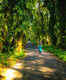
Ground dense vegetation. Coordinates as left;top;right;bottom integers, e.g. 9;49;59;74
0;0;66;65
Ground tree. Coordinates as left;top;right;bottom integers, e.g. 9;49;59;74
56;0;66;49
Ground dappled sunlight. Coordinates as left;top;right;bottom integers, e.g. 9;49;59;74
1;68;22;80
0;67;23;80
38;66;56;78
0;61;24;80
25;51;34;56
25;66;33;70
13;63;24;69
35;59;44;64
39;66;56;73
0;0;65;79
7;58;17;67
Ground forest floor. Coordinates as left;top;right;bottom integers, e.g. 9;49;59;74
0;49;66;80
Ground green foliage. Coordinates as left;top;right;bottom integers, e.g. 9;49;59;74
14;49;25;57
0;52;10;66
0;0;66;66
0;49;25;66
43;45;66;61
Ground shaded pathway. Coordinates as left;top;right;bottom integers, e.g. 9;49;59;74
0;49;66;80
21;49;64;80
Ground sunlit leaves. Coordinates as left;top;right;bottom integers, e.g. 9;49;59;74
0;0;3;3
0;0;51;45
26;2;33;9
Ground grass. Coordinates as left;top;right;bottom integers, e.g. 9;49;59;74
43;45;66;62
0;52;10;66
0;49;26;66
13;49;26;59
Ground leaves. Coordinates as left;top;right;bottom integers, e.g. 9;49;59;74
0;0;65;60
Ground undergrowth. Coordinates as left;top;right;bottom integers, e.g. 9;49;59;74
43;45;66;62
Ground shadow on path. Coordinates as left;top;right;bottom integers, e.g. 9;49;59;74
0;49;65;80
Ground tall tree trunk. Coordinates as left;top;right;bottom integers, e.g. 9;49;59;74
48;1;57;46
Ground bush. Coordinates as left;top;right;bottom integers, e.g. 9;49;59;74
43;45;66;62
0;52;10;66
14;49;25;59
0;49;26;66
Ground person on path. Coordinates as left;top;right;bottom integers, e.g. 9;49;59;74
38;42;42;54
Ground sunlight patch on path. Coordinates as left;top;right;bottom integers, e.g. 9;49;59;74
0;61;24;80
38;66;56;78
1;68;22;80
12;63;24;69
39;66;56;73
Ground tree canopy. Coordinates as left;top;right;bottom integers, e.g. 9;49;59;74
0;0;66;54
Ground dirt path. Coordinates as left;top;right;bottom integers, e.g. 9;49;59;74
21;49;64;80
0;49;66;80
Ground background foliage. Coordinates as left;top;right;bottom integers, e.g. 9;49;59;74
0;0;66;63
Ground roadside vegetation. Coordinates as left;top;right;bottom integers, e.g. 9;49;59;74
43;45;66;61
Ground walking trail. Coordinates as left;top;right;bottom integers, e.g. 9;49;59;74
0;49;66;80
